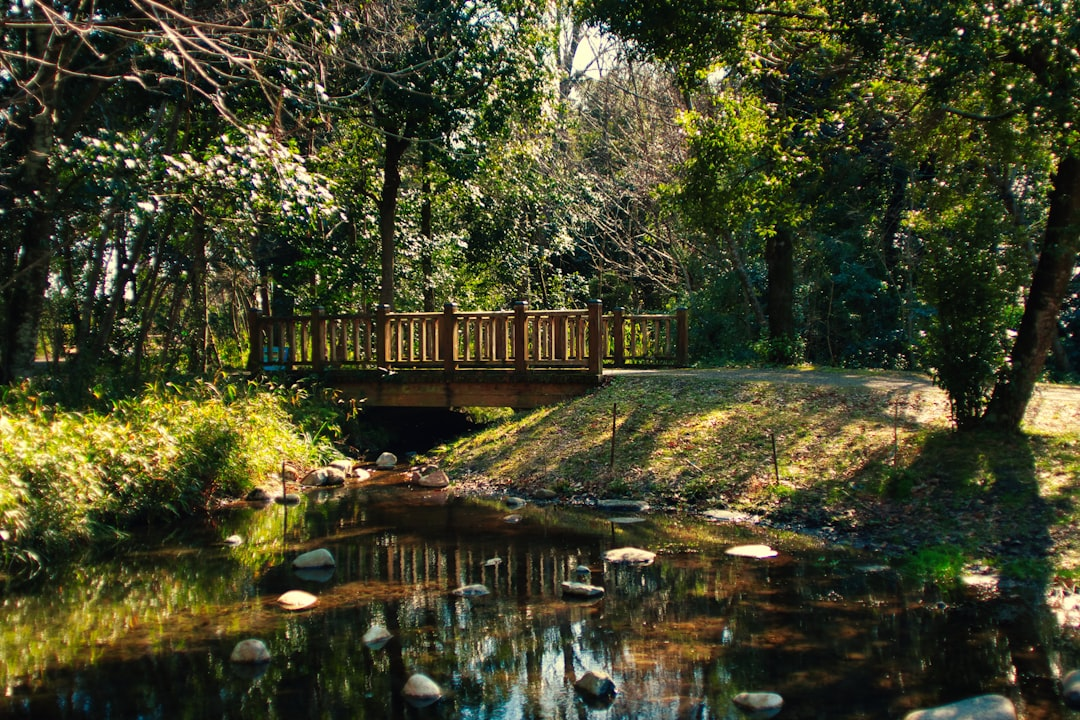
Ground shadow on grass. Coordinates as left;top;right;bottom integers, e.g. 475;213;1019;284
776;427;1071;716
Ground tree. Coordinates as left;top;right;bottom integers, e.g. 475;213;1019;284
331;0;548;310
0;1;347;381
581;0;1080;429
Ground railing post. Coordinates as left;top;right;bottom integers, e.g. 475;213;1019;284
312;306;326;372
513;300;528;373
587;299;603;377
441;302;458;375
247;308;263;373
495;313;508;363
613;307;625;368
375;304;390;368
676;307;689;366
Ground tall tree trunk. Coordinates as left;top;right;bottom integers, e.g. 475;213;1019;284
379;134;411;310
720;229;767;331
0;100;58;382
766;225;796;356
420;171;436;312
984;151;1080;430
187;211;209;375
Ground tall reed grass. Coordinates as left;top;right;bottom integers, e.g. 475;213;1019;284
0;377;340;577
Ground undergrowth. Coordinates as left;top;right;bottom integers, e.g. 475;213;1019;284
0;376;342;577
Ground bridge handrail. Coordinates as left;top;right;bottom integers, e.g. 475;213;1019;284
247;301;687;374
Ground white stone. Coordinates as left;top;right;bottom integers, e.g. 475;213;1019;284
574;669;616;699
229;638;271;664
362;625;392;650
292;548;335;569
733;691;783;718
452;583;491;597
301;466;346;487
604;547;656;565
1064;669;1080;709
483;557;503;567
704;509;757;524
726;544;778;559
329;459;355;473
416;468;450;488
504;514;522;523
276;590;318;611
402;673;442;708
376;452;398;469
224;534;243;546
561;581;605;598
903;694;1017;720
505;496;527;509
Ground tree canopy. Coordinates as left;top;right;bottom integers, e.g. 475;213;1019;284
0;0;1076;431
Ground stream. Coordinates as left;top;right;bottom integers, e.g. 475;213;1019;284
2;471;1078;719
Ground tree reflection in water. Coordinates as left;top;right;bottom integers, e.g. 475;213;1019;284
0;478;1076;719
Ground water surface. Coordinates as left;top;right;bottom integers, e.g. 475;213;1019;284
2;473;1077;719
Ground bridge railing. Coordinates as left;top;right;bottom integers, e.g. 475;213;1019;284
247;301;687;374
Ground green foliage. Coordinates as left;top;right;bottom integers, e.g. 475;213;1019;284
0;378;338;575
900;544;967;585
913;192;1021;429
751;335;806;367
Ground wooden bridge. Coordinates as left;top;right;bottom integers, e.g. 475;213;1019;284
248;300;688;408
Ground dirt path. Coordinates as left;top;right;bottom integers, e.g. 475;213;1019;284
607;367;1080;432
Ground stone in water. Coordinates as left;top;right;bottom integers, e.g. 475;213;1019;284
574;669;616;699
452;583;491;597
1064;669;1080;709
733;692;783;718
301;466;346;487
292;548;335;569
402;673;442;708
229;638;271;664
362;625;392;650
375;452;397;469
416;468;449;488
726;544;778;559
276;590;318;611
902;694;1017;720
561;581;605;599
604;547;656;565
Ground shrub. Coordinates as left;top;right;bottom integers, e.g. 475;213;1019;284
0;377;339;575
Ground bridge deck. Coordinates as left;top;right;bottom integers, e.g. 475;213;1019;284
248;301;687;407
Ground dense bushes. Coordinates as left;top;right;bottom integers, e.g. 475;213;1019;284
0;378;340;575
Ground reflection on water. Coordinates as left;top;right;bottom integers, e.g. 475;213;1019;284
2;473;1078;719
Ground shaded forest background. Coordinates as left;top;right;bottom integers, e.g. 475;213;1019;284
1;0;1077;432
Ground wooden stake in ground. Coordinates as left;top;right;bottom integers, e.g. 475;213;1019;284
770;432;780;483
610;402;617;470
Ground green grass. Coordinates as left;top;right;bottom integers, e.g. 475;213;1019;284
439;372;1080;576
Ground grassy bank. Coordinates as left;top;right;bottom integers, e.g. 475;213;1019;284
0;377;341;577
437;370;1080;580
